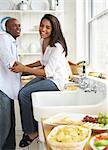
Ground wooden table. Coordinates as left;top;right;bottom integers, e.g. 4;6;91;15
41;119;93;150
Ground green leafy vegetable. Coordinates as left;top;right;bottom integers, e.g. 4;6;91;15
94;139;108;147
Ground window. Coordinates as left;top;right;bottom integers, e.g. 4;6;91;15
91;0;106;17
88;0;108;74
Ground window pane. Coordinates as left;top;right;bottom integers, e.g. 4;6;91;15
90;13;108;74
91;0;106;17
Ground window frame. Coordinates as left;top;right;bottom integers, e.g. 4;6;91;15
86;0;108;74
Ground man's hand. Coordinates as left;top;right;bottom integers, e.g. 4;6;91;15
10;61;25;73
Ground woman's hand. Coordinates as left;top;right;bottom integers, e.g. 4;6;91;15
10;61;46;77
10;61;25;73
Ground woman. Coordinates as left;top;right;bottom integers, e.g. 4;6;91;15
11;14;71;147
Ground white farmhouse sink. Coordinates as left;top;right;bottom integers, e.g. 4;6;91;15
32;77;108;141
32;89;106;120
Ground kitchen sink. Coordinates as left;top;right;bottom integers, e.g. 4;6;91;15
32;77;108;141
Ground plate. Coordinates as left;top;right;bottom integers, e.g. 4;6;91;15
43;113;91;125
90;133;108;150
84;122;108;134
0;16;11;31
44;113;108;132
0;0;13;10
92;123;108;131
31;0;49;10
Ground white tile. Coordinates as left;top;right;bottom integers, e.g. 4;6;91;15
29;140;45;150
16;134;29;150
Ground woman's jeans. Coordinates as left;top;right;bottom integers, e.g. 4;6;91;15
18;77;59;134
0;90;15;150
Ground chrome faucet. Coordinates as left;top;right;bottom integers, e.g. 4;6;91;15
72;60;97;93
77;60;87;66
90;85;97;93
78;62;89;89
84;80;97;93
78;76;89;90
73;76;97;93
72;76;97;93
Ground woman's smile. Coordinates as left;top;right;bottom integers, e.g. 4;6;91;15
39;19;52;39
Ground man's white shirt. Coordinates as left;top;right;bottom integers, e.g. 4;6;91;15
0;33;21;100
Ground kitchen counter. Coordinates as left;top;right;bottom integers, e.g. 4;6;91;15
21;75;35;85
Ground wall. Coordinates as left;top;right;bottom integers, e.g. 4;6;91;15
7;0;76;62
64;0;76;62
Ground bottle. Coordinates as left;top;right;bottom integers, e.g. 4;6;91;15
49;0;56;10
17;1;28;10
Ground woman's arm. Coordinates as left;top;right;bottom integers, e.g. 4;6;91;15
10;62;46;77
21;61;42;76
26;60;42;68
23;66;46;77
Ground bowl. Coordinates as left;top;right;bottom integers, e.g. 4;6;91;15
92;123;108;134
90;133;108;150
47;124;91;150
83;122;108;134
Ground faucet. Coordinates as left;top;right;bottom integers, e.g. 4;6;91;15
78;76;89;90
78;63;89;89
90;85;97;93
72;62;89;90
72;61;97;93
79;77;97;93
77;60;87;66
72;76;97;93
84;80;97;93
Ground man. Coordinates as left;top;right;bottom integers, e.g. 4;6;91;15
0;18;21;150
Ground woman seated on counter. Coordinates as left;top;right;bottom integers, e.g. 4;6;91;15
10;14;71;147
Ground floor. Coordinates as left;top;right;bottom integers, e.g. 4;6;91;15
16;132;46;150
15;101;46;150
15;101;47;150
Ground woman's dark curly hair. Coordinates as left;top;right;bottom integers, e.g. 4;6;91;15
40;14;68;57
